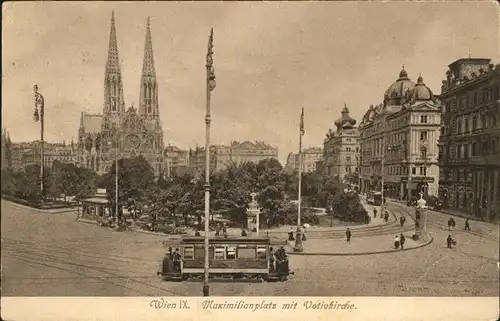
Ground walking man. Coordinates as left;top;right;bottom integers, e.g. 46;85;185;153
373;208;377;218
464;218;471;231
345;228;352;243
400;233;406;250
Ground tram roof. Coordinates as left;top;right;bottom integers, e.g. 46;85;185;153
181;235;271;244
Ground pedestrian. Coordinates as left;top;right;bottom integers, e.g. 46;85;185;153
195;229;201;236
373;208;377;218
464;218;470;231
451;218;456;230
446;235;453;249
241;229;248;236
400;216;406;227
345;228;352;243
269;247;275;272
222;223;228;238
394;235;400;249
400;233;406;250
173;248;181;273
384;211;389;222
447;218;453;231
215;223;221;236
288;227;295;241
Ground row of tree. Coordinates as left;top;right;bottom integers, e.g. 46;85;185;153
1;155;367;227
1;161;97;203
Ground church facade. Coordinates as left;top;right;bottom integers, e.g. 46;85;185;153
77;12;164;176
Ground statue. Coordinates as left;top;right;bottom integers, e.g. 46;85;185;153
413;192;428;240
246;192;261;235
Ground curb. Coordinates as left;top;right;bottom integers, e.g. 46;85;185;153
4;200;77;214
76;218;182;238
287;235;434;256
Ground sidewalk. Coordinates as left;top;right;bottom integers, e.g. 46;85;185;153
286;231;433;256
263;199;397;235
3;199;78;214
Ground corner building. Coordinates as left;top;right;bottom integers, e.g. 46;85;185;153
438;58;500;219
77;13;164;175
323;105;360;180
359;68;441;199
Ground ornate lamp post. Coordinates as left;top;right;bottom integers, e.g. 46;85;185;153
419;139;429;198
33;85;45;201
203;28;216;297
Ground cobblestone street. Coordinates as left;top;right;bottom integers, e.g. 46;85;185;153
1;200;498;296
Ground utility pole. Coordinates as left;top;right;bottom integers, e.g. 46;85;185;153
33;85;45;201
203;27;216;297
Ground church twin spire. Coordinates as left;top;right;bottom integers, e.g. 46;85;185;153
103;12;158;118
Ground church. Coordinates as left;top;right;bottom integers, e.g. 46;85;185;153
77;12;164;176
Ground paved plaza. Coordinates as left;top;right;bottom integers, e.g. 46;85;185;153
1;200;498;296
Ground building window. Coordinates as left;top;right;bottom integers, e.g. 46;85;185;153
420;115;428;124
457;119;461;133
419;167;426;176
412;167;416;175
472;142;477;156
464;144;469;159
457;145;462;158
472;116;478;130
420;131;428;141
464;118;469;133
346;156;351;163
481;114;487;129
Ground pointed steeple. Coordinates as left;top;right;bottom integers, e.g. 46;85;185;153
106;11;120;73
103;11;125;118
142;16;156;77
139;16;159;117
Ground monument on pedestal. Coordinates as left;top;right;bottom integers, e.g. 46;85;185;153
246;192;261;235
413;192;428;240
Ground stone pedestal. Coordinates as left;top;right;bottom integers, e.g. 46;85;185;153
246;192;261;235
413;193;428;240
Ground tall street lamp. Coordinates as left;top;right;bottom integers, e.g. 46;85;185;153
419;139;429;199
33;85;45;200
293;107;305;252
203;27;216;297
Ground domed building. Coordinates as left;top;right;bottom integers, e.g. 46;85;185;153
358;66;441;201
323;104;360;185
383;67;416;110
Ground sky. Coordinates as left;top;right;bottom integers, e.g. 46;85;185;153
2;1;499;164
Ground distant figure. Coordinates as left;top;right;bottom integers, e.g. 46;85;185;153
384;211;389;222
195;230;201;236
399;216;406;227
215;223;221;236
269;247;275;272
373;208;377;218
446;235;454;249
345;228;352;243
464;219;470;231
288;227;295;241
400;233;406;250
222;223;228;238
241;229;248;236
167;247;173;260
394;235;400;249
173;248;181;273
448;218;456;231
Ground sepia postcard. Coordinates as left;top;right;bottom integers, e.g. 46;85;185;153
1;1;499;320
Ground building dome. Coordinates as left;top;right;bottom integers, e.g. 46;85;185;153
407;74;433;102
334;104;357;129
384;66;416;104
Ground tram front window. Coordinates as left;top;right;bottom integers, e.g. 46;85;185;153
226;247;236;259
257;247;267;260
237;248;256;259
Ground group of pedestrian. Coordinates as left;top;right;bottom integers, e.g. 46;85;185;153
394;233;406;249
270;246;289;274
215;223;228;238
165;247;182;273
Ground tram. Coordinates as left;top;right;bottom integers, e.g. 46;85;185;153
366;191;383;206
157;235;293;282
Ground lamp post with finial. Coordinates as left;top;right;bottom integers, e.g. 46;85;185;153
203;27;216;297
33;85;45;201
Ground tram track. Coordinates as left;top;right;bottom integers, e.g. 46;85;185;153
1;239;181;296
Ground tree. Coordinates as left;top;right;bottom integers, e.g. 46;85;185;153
332;191;369;223
103;156;155;217
344;172;360;186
